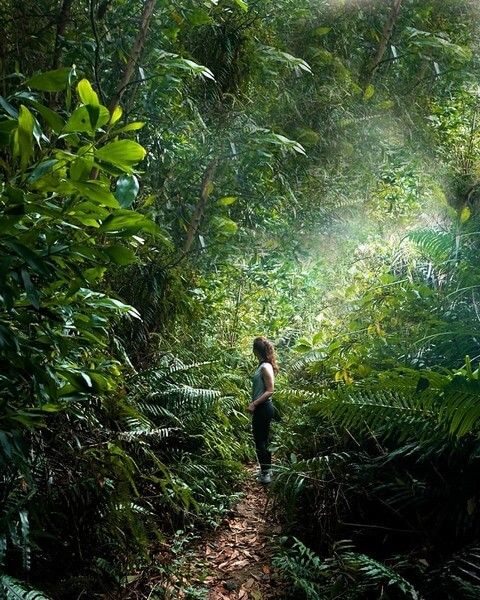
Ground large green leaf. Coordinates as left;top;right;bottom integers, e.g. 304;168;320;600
14;105;34;170
95;140;146;172
77;79;99;106
28;100;65;133
99;209;159;235
25;68;72;92
71;181;120;208
64;105;110;133
104;245;137;265
27;159;59;183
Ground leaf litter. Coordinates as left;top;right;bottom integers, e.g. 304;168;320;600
189;466;284;600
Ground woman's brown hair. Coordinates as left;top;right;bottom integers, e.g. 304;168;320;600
253;336;279;374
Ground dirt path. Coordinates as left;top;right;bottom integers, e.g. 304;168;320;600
189;468;284;600
121;467;285;600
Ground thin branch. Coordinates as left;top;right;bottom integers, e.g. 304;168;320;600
109;0;157;112
90;0;106;105
365;0;403;85
183;159;219;255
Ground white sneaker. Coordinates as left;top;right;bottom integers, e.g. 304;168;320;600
259;471;272;484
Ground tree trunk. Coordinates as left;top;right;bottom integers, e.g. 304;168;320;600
183;160;218;255
52;0;74;69
366;0;403;84
109;0;157;112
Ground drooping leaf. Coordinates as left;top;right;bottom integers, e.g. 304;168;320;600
216;196;237;206
110;105;123;125
99;209;159;235
27;159;59;183
14;105;35;170
86;104;100;129
95;140;146;172
0;95;19;118
77;78;99;106
25;100;65;133
71;181;120;208
26;68;72;92
114;174;140;207
64;105;110;133
104;245;137;265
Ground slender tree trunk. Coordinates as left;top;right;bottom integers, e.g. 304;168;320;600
52;0;74;69
109;0;157;111
183;160;218;255
228;271;245;345
366;0;403;84
90;0;156;180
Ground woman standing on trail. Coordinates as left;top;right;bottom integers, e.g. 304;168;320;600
247;336;278;484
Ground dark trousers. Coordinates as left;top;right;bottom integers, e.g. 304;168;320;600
252;401;274;473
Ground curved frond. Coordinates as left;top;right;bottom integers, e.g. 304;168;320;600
0;575;52;600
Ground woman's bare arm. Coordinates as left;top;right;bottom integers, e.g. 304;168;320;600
248;363;274;411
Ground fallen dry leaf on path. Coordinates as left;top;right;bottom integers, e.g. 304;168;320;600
180;466;284;600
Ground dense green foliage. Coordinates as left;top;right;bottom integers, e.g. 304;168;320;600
2;0;480;598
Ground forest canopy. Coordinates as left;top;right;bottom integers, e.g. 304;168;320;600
2;0;480;598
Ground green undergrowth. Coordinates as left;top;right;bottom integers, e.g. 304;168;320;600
270;224;480;600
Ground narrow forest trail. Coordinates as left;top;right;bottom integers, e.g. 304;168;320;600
188;467;284;600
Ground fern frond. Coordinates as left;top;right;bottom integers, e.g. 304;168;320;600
0;575;52;600
435;543;480;596
408;229;456;264
135;402;183;425
341;551;420;599
117;428;176;442
131;360;215;384
148;386;222;411
282;368;480;441
274;539;420;600
289;351;328;378
309;387;437;441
